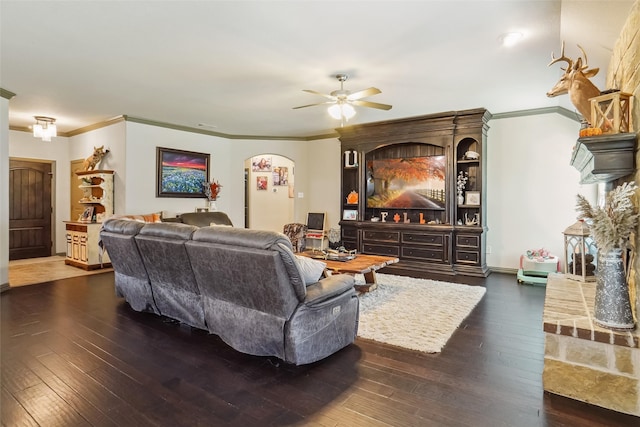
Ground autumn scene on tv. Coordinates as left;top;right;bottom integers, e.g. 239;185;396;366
161;152;207;194
366;156;446;209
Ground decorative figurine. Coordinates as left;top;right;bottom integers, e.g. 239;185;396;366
82;145;110;171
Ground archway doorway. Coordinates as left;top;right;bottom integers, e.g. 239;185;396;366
244;154;294;232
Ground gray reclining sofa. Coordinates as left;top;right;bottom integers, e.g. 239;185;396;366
100;218;359;365
161;211;234;227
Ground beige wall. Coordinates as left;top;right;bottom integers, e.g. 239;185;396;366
245;154;295;232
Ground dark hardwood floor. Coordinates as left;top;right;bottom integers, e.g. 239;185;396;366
2;271;637;426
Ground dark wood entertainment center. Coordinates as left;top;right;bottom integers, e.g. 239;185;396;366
337;108;491;277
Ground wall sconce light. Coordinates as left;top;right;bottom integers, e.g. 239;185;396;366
33;116;57;142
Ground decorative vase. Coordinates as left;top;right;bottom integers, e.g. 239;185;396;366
594;248;635;330
208;200;218;211
457;194;464;205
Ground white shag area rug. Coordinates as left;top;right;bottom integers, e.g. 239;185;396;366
355;273;486;353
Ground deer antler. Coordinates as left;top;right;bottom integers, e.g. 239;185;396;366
548;41;572;70
577;44;590;71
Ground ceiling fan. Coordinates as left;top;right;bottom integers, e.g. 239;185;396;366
293;74;392;122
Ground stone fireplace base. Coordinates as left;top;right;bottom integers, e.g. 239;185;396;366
542;273;639;417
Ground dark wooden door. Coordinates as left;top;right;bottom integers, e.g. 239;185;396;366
9;159;53;260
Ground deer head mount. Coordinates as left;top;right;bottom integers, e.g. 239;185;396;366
546;42;601;125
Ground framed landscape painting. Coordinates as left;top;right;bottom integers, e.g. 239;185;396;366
157;147;210;198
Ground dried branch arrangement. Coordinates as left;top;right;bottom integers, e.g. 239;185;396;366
575;182;639;252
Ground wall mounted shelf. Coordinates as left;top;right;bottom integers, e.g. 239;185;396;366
570;132;636;184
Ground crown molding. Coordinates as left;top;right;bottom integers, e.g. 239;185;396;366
8;107;580;140
122;115;339;141
65;116;126;137
0;88;16;100
491;106;581;122
7;113;338;141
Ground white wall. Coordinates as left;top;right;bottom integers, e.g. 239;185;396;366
246;154;295;232
124;122;231;218
123;122;320;230
7;123;127;254
6;111;601;274
486;112;597;271
69;122;126;215
230;138;317;227
7;122;329;245
307;138;342;231
8;130;71;254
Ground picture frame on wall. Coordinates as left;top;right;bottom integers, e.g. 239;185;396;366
273;166;288;185
252;156;272;172
465;191;480;206
156;147;210;198
256;176;268;190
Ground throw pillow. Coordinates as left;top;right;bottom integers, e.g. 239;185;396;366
295;255;327;286
118;213;162;223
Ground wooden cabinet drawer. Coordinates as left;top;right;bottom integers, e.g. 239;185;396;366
66;223;88;233
402;232;443;246
402;246;445;262
342;239;358;251
342;227;358;239
363;230;400;243
363;243;400;257
456;234;479;248
456;250;479;264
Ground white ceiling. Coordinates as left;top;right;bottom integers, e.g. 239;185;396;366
1;1;633;138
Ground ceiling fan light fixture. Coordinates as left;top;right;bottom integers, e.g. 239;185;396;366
294;73;390;122
342;103;356;119
328;103;356;120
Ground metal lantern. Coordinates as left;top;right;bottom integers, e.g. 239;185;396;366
563;220;598;282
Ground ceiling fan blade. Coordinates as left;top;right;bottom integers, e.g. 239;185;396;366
347;87;381;100
302;89;336;100
351;100;393;110
292;101;334;109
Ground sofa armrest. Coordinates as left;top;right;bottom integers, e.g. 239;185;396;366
304;274;355;306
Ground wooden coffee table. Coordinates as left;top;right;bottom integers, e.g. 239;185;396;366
299;251;399;293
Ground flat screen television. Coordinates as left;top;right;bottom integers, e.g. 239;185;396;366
366;155;446;209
